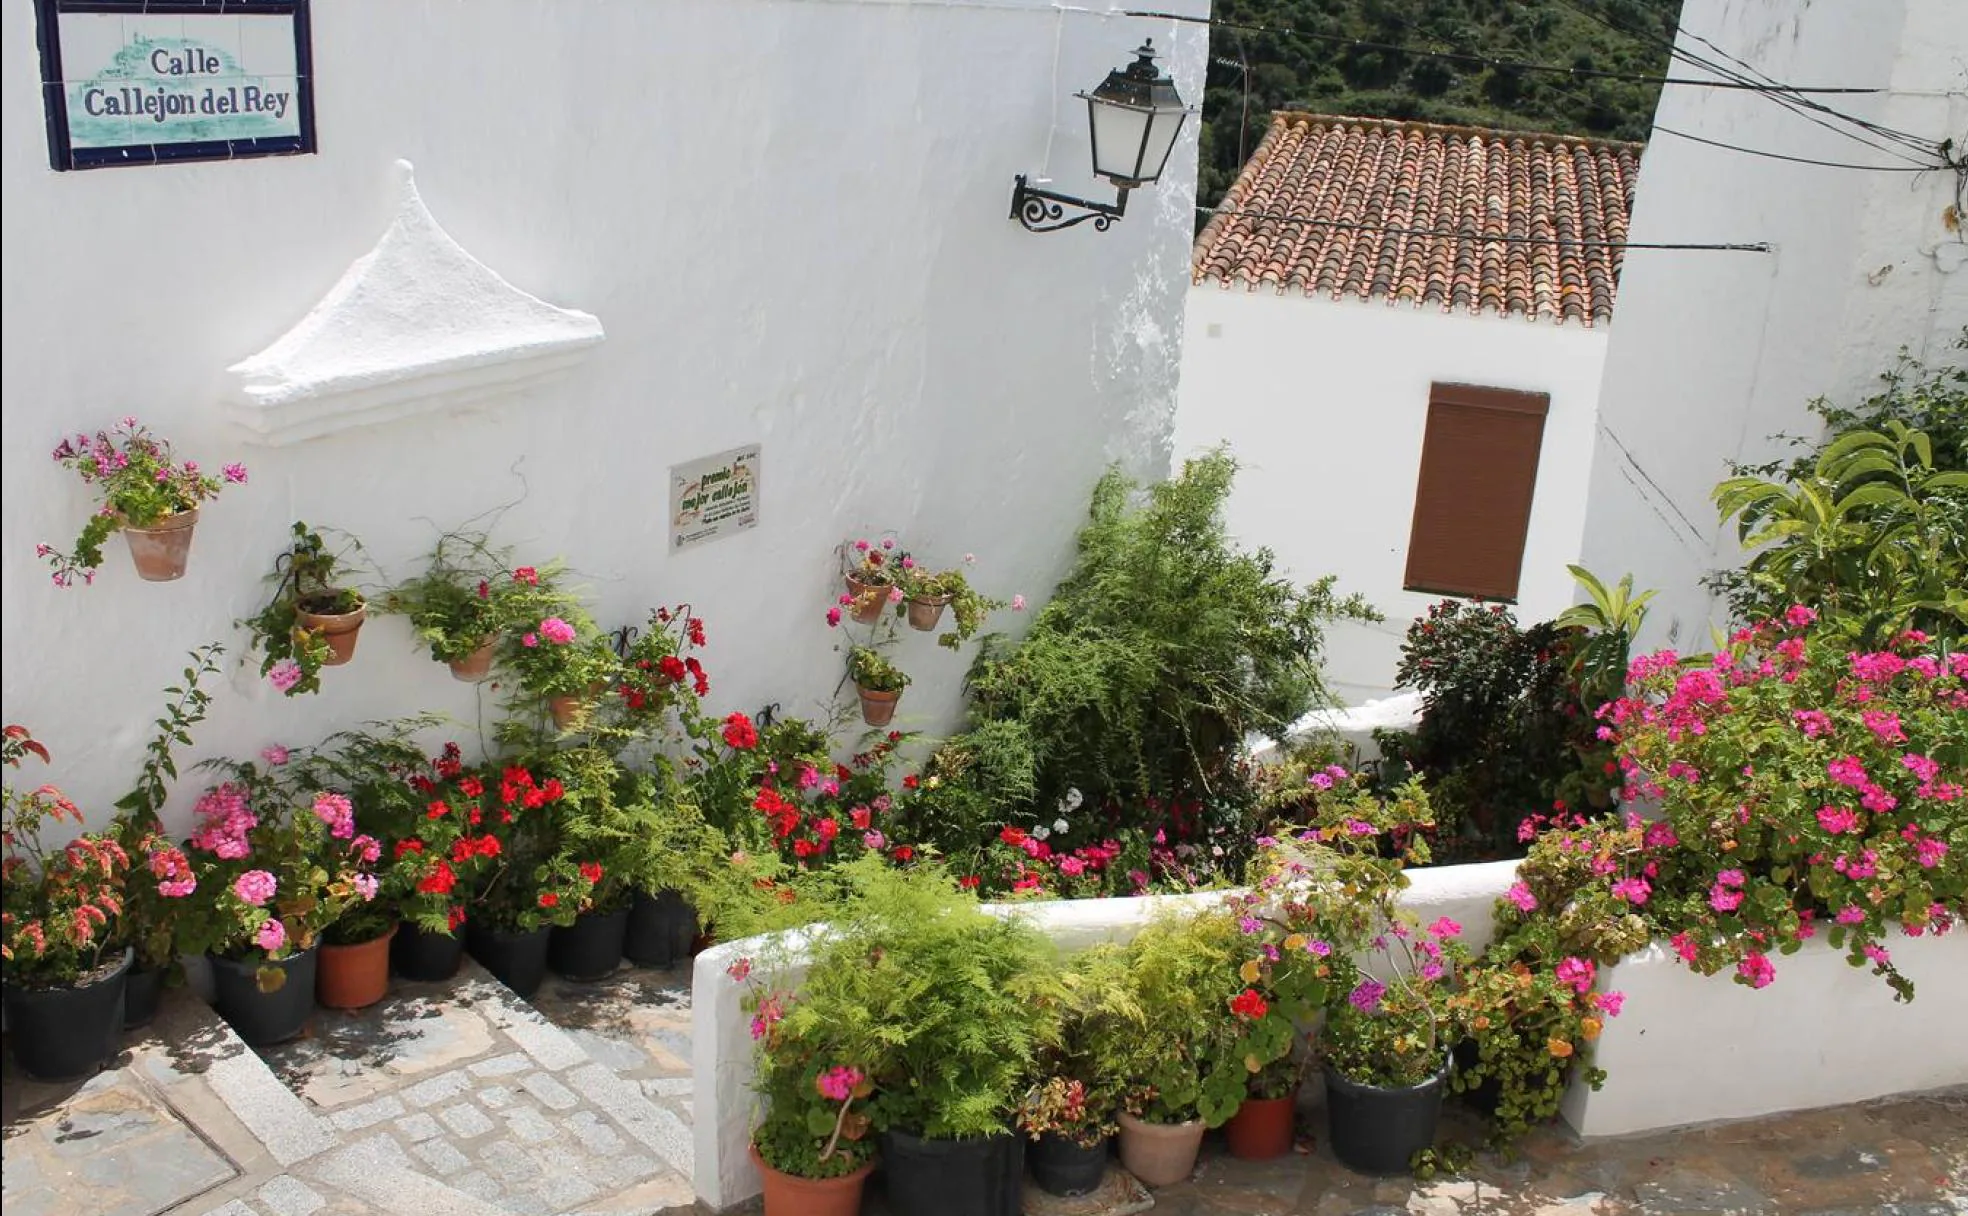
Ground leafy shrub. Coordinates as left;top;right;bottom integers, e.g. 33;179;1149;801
959;448;1375;831
1710;346;1967;644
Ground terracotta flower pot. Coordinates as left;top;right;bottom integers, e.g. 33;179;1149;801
298;600;367;665
749;1143;872;1216
905;595;951;631
448;638;497;681
549;695;589;731
1116;1112;1204;1187
317;924;396;1011
1224;1092;1297;1160
856;684;901;727
843;575;888;625
122;509;199;582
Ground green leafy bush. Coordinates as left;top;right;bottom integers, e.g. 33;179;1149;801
960;448;1375;822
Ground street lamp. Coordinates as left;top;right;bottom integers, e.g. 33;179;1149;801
1010;39;1193;233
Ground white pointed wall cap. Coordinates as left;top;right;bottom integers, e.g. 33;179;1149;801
226;160;604;446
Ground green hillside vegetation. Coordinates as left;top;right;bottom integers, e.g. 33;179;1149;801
1197;0;1681;208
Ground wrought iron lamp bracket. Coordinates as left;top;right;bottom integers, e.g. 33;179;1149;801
1009;174;1131;233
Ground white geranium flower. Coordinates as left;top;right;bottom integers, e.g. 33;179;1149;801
1032;826;1050;841
1053;818;1070;834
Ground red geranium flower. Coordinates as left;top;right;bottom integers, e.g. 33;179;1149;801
578;861;604;885
513;566;540;585
1229;989;1269;1020
659;656;687;682
538;892;559;908
426;800;452;820
417;860;457;895
722;713;758;750
458;775;485;798
1000;827;1027;847
902;774;920;790
892;846;914;862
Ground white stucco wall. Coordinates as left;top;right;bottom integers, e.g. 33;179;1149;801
1577;0;1968;653
1562;932;1968;1137
0;0;1209;833
1173;289;1610;700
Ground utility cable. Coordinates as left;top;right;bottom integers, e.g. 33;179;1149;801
1124;9;1885;94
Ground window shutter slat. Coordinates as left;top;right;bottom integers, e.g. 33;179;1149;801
1403;384;1549;601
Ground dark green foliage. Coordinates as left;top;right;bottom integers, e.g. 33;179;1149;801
1706;342;1968;643
1383;600;1611;856
1198;0;1678;213
959;449;1376;822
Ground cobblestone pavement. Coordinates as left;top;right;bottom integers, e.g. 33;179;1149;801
1133;1086;1968;1216
2;958;698;1216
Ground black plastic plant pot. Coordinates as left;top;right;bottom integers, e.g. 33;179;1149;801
468;923;552;999
548;907;629;982
623;889;697;969
1322;1060;1449;1176
122;965;165;1031
208;948;318;1047
2;948;132;1080
1029;1131;1110;1197
882;1128;1025;1216
392;923;466;982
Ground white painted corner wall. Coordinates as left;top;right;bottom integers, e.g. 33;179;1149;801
0;0;1210;834
1577;0;1968;655
1174;290;1610;699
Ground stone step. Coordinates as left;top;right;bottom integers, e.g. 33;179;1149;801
3;957;699;1216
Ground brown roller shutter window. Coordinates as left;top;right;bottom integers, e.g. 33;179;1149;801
1402;383;1551;602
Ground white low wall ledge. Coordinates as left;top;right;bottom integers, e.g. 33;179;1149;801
224;160;604;447
1562;930;1968;1137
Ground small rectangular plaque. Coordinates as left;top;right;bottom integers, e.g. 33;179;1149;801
670;444;762;552
34;1;316;171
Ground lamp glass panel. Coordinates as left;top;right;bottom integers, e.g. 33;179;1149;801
1087;99;1152;182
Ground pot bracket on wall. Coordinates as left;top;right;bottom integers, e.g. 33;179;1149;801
225;159;604;446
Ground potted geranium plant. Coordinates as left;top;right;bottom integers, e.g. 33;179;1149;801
728;956;879;1216
1211;887;1332;1161
840;537;903;625
464;759;574;998
176;777;384;1045
896;558;1004;648
497;567;620;731
247;522;369;696
376;743;503;982
1015;946;1131;1196
614;604;711;720
38;418;248;585
382;533;532;681
539;749;644;981
1;727;134;1080
846;646;909;727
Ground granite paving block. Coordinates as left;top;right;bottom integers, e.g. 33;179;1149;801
327;1095;405;1133
256;1174;328;1216
402;1071;473;1109
395;1112;444;1142
436;1102;495;1139
412;1138;471;1177
518;1071;579;1111
466;1053;530;1079
565;1062;693;1175
502;1104;558;1145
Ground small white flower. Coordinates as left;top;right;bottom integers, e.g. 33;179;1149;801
1063;788;1084;812
1053;818;1070;834
1031;826;1050;841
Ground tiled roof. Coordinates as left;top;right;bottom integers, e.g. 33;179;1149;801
1192;113;1643;326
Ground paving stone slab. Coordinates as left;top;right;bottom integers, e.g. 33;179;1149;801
1;1064;238;1216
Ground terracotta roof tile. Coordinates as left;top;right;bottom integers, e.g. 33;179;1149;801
1192;112;1643;326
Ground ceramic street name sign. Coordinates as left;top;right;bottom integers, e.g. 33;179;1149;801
670;445;762;553
34;0;315;171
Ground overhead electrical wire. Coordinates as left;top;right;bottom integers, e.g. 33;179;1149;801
1548;0;1946;166
1124;9;1884;94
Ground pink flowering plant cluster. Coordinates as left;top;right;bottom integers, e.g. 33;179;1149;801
173;763;382;990
38;417;247;586
494;565;621;701
1602;610;1965;1001
1;727;132;987
730;950;878;1179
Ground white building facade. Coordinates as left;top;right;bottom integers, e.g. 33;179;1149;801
1175;114;1639;700
0;0;1209;835
1577;0;1968;651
